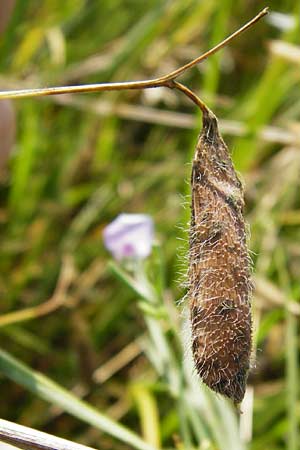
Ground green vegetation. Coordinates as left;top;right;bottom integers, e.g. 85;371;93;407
0;1;299;449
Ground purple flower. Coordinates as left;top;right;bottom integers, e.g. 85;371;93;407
103;213;154;260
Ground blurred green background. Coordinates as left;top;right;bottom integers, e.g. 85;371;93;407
0;1;299;449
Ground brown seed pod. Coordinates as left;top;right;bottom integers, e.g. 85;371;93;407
188;108;252;404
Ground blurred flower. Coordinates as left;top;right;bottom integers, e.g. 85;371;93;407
103;213;154;260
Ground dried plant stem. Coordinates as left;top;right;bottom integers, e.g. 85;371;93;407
0;8;268;106
0;256;75;328
0;418;97;450
169;81;209;114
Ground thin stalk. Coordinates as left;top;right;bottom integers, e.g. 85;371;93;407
0;419;97;450
170;81;210;115
0;349;158;450
0;256;74;328
178;395;193;450
276;247;299;450
0;8;268;106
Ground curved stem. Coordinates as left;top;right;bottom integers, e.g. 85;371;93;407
0;256;74;328
169;80;210;114
0;8;268;111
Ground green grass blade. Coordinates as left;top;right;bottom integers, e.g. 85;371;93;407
0;349;158;450
275;248;299;450
131;383;161;448
108;261;155;302
9;102;39;221
202;0;233;102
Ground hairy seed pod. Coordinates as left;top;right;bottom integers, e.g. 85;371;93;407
188;108;252;404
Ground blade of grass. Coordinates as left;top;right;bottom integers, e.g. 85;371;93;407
178;395;193;450
108;261;155;302
109;261;181;394
232;4;300;170
0;349;158;450
1;325;49;354
131;383;161;448
184;399;210;444
275;247;299;450
0;418;97;450
101;3;166;81
0;0;28;69
202;0;233;103
9;102;39;222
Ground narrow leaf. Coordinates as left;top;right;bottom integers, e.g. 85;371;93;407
0;349;158;450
